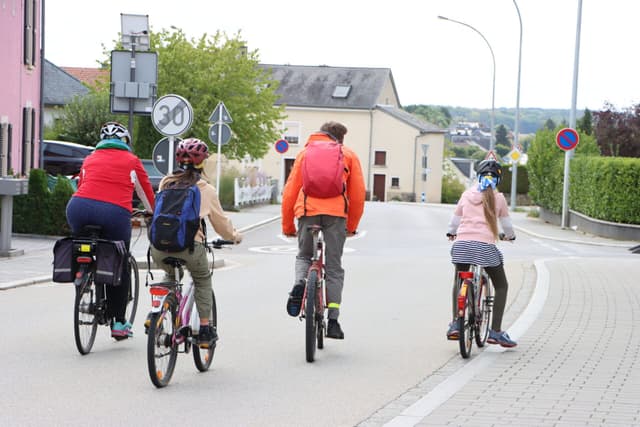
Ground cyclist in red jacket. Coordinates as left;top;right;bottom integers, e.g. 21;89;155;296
66;122;155;339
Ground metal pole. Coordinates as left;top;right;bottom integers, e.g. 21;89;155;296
128;40;136;148
438;15;496;152
510;0;523;211
562;0;583;228
216;110;223;191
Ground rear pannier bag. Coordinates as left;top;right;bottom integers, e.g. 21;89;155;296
95;240;128;286
52;237;75;283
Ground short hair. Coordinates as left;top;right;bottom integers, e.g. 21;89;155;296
320;121;348;143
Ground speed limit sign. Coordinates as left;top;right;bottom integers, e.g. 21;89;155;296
151;94;193;136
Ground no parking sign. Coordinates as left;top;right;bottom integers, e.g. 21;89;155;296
275;139;289;154
556;128;579;151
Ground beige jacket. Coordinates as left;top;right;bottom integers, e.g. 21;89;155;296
158;177;241;243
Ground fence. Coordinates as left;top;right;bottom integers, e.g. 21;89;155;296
234;176;275;208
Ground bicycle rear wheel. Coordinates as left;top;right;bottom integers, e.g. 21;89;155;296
147;298;178;388
458;281;473;359
74;275;98;355
125;256;140;326
193;290;217;372
475;274;492;347
305;270;318;363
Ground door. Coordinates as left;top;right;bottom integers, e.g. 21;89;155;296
373;174;385;202
284;158;295;184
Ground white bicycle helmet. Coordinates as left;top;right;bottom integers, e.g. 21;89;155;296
100;121;130;145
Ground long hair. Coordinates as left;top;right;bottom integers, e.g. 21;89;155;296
482;189;499;240
162;165;201;189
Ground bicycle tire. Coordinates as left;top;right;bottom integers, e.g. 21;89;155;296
74;274;99;355
305;270;318;363
458;280;474;359
316;281;325;350
147;298;178;388
193;289;217;372
125;256;140;326
475;273;492;347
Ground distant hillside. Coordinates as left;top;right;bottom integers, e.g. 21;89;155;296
405;105;586;135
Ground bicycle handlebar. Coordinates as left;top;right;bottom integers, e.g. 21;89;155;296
209;238;235;249
446;233;516;241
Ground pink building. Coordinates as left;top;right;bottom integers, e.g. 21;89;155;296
0;0;41;177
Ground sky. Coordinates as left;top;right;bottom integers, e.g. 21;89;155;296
44;0;639;111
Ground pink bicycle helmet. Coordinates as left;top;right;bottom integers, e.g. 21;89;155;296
176;138;209;166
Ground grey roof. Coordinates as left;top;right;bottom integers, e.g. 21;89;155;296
43;59;89;106
376;104;445;133
450;157;476;177
260;64;397;109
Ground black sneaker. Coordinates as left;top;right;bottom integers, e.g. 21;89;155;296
326;319;344;339
197;325;218;349
286;283;305;317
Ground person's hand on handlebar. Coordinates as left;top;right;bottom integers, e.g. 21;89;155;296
446;233;456;241
498;232;516;241
346;230;357;238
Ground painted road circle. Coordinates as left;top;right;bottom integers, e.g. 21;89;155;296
556;128;579;151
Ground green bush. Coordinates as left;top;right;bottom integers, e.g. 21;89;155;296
13;170;73;235
441;174;465;204
499;164;529;195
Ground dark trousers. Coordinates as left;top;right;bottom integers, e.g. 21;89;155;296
66;197;132;322
452;263;509;332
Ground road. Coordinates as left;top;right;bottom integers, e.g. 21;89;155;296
0;202;633;426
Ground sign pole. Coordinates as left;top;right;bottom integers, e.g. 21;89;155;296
168;136;174;174
216;110;222;192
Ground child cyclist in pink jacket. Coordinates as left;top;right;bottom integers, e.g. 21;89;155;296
445;160;517;348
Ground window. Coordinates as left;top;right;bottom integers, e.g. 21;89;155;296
391;177;400;187
22;107;35;173
24;0;36;66
283;121;300;144
374;151;386;166
0;122;12;176
332;85;351;99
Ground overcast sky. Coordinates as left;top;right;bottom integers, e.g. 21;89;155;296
44;0;638;111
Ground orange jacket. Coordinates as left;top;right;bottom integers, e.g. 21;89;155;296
281;132;366;234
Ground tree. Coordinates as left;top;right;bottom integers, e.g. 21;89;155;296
132;29;285;160
495;124;509;146
404;104;452;128
593;103;640;157
544;118;556;130
577;108;593;135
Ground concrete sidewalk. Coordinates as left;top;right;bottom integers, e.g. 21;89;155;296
0;203;282;290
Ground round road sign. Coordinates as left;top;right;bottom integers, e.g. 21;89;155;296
152;137;182;175
556;128;579;151
209;123;232;146
152;94;193;136
275;139;289;154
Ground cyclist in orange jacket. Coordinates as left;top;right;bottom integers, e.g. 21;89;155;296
281;121;366;339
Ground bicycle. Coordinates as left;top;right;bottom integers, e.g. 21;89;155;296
449;233;514;359
300;225;327;363
146;238;234;388
73;210;145;355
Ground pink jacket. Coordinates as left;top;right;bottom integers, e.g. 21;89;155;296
448;187;510;244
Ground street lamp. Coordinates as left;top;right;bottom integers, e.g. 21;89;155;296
438;15;496;152
510;0;523;211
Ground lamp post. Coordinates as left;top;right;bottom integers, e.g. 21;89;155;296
510;0;523;211
438;15;496;152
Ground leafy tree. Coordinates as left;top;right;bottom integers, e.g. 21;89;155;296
577;108;593;135
544;118;556;130
495;144;510;158
134;28;285;160
404;104;452;128
495;124;509;146
593;103;640;157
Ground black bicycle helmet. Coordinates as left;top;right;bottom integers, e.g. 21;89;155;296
100;121;130;145
476;160;502;184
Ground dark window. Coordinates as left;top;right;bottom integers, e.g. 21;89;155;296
391;177;399;187
23;0;36;66
374;151;386;166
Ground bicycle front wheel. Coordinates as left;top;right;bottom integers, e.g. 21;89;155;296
193;289;217;372
475;274;492;347
305;270;318;363
125;256;140;326
147;298;178;388
458;281;474;359
74;275;98;355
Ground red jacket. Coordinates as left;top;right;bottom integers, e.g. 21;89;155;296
281;132;366;234
75;148;155;212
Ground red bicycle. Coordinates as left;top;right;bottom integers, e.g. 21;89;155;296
301;225;326;363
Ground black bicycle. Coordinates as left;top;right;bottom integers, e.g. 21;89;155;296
73;212;144;355
300;225;327;363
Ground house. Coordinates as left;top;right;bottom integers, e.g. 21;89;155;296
42;60;89;127
0;0;41;177
244;64;446;203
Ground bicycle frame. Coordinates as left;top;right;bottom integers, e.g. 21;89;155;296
303;226;326;318
456;264;493;358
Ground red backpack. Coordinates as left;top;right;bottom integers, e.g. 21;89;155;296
302;140;346;198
